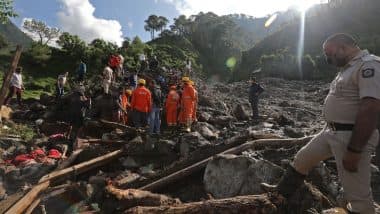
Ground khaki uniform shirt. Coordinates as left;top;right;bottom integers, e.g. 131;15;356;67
323;50;380;124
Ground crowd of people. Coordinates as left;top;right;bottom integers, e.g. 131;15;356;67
61;53;199;136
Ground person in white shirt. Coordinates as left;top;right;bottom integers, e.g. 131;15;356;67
102;66;113;94
4;67;24;106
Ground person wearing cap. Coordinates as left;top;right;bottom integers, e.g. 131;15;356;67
165;85;180;130
131;79;152;128
190;81;198;122
179;77;196;132
4;66;25;106
261;33;380;213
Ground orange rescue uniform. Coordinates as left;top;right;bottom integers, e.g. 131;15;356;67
131;86;152;113
119;93;131;124
179;83;196;124
192;88;198;121
165;89;180;126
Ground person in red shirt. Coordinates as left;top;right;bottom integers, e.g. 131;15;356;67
131;79;152;128
165;85;180;129
179;77;196;132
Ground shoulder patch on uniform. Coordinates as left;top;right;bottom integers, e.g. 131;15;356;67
362;68;375;78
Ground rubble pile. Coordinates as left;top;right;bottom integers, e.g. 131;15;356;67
1;78;379;213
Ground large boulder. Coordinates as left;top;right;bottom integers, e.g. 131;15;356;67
204;154;283;199
39;93;54;106
233;104;250;121
179;132;211;157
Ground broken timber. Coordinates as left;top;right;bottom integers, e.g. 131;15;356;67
125;194;278;214
140;136;313;192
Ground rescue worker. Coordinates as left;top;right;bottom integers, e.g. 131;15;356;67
248;77;264;120
4;67;24;106
190;81;198;122
179;77;196;132
131;79;152;128
117;88;132;124
261;33;380;214
102;65;113;94
165;85;180;130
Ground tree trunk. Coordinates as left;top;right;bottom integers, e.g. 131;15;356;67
125;194;278;214
0;45;22;106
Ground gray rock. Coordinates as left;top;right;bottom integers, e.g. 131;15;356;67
39;93;54;106
30;102;47;112
233;104;250;121
204;154;283;199
180;132;211;157
198;112;212;122
284;126;304;138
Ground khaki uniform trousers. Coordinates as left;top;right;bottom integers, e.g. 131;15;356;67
293;126;379;214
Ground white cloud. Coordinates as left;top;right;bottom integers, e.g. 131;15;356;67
163;0;327;17
57;0;123;46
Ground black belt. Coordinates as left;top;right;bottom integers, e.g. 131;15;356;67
327;122;354;131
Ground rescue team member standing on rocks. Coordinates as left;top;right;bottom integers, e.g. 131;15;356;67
131;79;152;128
179;77;196;132
248;77;264;120
261;33;380;213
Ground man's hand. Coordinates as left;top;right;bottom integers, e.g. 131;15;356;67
342;151;361;172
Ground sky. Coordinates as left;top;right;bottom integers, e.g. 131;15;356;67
12;0;326;46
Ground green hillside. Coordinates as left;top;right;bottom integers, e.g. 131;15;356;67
235;0;380;80
0;20;33;48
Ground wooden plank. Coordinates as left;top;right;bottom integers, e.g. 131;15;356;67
0;45;22;106
140;136;313;191
38;149;123;183
5;181;50;214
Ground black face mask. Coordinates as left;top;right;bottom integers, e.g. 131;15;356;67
326;56;333;65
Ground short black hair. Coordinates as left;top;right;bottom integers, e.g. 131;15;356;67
16;67;23;72
324;33;358;47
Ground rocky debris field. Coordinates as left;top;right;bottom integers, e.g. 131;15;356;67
0;78;379;213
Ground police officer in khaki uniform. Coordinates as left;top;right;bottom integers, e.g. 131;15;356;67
262;33;380;213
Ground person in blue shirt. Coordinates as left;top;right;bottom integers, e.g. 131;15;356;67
77;60;87;83
248;77;264;120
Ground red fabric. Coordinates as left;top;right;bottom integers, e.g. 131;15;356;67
12;154;34;165
165;89;180;125
109;55;121;68
30;149;46;159
131;86;152;113
179;84;196;124
48;149;62;159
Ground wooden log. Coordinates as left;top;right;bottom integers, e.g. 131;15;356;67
56;149;83;170
0;45;22;106
125;194;278;214
140;136;313;192
39;149;123;183
5;181;50;214
99;119;143;134
103;185;180;212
